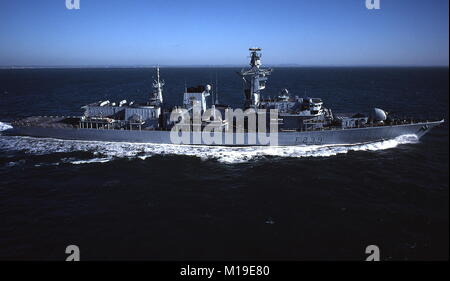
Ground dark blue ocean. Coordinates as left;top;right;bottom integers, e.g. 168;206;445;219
0;67;448;260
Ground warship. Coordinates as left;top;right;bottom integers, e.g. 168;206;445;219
3;48;444;146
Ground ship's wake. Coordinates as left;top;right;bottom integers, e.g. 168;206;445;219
0;125;419;165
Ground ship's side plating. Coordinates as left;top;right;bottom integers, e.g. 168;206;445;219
7;120;443;146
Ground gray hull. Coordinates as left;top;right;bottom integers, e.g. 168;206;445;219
4;120;443;146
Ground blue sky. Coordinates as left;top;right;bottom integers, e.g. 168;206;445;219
0;0;448;66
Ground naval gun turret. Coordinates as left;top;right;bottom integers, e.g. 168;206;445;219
239;48;273;108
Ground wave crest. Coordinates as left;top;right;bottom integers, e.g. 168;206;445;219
0;122;12;132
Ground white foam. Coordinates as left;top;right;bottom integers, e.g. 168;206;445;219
0;134;419;164
0;122;12;132
69;157;113;165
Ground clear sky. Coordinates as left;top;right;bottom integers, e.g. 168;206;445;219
0;0;448;66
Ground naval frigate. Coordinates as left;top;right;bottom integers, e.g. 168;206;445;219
3;48;444;146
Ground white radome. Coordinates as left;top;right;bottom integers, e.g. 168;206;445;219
370;108;387;121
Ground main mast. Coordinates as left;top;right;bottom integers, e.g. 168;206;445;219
239;48;273;108
150;66;164;106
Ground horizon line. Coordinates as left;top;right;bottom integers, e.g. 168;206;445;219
1;64;449;69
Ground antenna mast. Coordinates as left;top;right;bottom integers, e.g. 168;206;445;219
238;47;273;108
215;72;219;105
151;66;164;105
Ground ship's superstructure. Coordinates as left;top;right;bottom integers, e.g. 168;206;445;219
80;67;166;131
5;48;443;146
75;48;363;133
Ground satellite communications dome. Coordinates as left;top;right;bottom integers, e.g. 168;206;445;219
369;108;387;121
